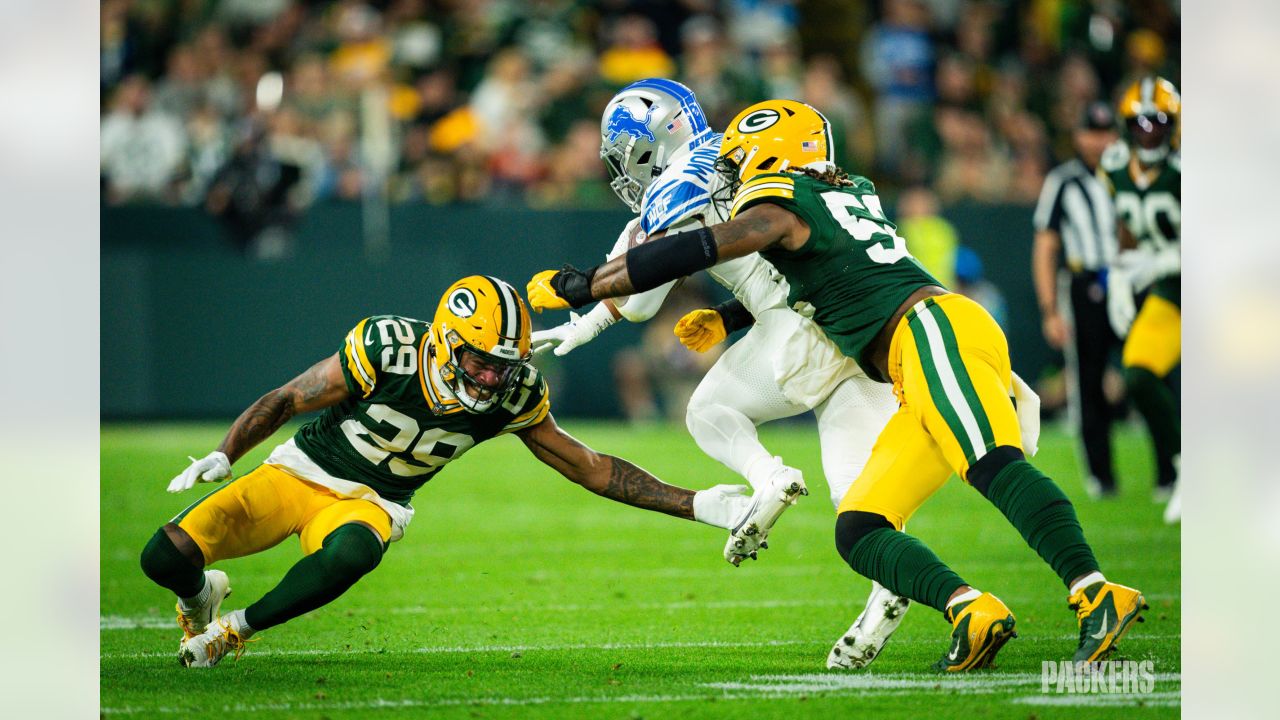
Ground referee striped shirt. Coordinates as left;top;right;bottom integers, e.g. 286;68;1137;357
1033;159;1117;272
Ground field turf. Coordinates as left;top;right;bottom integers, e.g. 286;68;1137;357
101;421;1180;718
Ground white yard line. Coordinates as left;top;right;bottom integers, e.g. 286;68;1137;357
103;591;1178;628
100;675;1182;715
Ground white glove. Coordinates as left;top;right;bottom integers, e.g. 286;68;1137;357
692;484;752;530
530;303;618;357
1010;372;1041;457
167;451;232;493
1107;267;1138;338
1114;246;1179;293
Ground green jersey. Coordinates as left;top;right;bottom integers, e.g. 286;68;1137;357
1100;142;1181;303
293;315;550;506
731;171;941;376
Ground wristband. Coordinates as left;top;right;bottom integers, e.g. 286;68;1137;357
551;264;598;309
713;299;755;334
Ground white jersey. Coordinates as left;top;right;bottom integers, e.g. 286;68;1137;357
608;134;790;317
605;134;872;404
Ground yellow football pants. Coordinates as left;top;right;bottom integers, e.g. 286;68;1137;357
838;293;1023;529
173;464;393;564
1122;293;1181;378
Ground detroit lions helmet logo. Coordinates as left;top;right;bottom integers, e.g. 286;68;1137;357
605;105;657;143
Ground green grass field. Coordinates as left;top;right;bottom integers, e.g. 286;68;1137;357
101;421;1179;718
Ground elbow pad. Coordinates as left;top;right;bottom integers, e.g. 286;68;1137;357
625;227;718;293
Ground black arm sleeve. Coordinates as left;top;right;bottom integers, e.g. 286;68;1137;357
624;227;719;293
713;299;755;334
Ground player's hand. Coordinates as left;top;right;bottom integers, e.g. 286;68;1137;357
531;305;616;356
1106;269;1137;337
527;270;571;313
674;308;727;353
167;451;231;493
692;483;752;529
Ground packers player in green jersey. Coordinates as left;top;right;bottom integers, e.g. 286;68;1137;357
140;275;753;668
1100;76;1182;523
529;100;1147;671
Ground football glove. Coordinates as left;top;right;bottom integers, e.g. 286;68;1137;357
1106;268;1138;337
530;304;617;357
167;451;231;493
691;483;753;530
674;308;727;353
527;265;595;312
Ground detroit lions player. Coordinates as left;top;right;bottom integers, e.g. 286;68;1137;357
531;78;908;669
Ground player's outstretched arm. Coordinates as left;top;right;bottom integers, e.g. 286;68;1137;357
217;353;351;463
527;203;805;311
516;414;751;528
167;354;352;493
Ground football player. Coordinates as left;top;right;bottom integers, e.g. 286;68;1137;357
528;100;1146;670
530;78;908;668
140;276;752;667
1099;76;1182;523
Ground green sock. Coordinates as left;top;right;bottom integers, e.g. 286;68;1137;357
981;460;1100;587
845;528;967;613
140;528;205;599
244;524;385;631
1125;366;1180;485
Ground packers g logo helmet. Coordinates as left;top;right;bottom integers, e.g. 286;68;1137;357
716;100;834;195
1118;76;1180;165
429;276;532;413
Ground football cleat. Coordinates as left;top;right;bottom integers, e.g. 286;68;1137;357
1069;581;1147;663
934;592;1017;672
724;465;807;566
827;582;911;670
175;569;232;641
179;613;251;668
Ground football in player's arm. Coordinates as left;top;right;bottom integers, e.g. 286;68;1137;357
142;276;751;668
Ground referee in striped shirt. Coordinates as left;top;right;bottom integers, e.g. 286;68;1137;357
1032;101;1121;497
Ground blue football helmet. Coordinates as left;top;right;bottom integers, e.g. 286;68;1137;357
599;78;712;212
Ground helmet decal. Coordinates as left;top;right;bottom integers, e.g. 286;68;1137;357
446;287;477;318
605;104;657;143
737;108;780;133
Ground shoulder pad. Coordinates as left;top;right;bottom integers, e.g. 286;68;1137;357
730;172;797;219
1099;141;1130;172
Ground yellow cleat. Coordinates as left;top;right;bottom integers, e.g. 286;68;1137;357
1069;581;1147;663
527;270;570;313
934;592;1017;671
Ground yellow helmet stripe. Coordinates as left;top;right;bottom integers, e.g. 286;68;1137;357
344;318;376;397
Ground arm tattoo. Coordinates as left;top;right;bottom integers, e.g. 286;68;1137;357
215;360;334;463
590;258;635;298
601;456;695;520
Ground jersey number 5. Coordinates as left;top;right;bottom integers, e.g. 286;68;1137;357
821;191;911;264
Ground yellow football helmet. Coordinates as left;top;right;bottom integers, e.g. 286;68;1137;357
715;99;833;196
1118;76;1180;165
429;275;532;413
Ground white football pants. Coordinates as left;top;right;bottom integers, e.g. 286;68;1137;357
684;312;898;509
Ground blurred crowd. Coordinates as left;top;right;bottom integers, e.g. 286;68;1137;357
101;0;1180;216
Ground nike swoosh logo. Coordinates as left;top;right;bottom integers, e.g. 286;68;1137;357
365;325;374;344
1090;610;1111;640
948;644;960;661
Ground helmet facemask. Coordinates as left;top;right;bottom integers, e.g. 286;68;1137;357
434;328;526;414
1127;112;1174;165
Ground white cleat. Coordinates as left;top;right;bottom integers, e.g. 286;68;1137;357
724;465;807;566
1162;456;1181;524
826;582;911;670
179;612;251;668
176;569;232;641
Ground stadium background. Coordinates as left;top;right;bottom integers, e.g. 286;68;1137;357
100;0;1181;419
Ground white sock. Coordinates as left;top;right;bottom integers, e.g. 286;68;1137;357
177;573;210;612
225;608;256;640
945;588;982;611
1069;571;1107;595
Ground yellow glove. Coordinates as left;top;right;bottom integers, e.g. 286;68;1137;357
674;308;727;353
527;270;570;313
